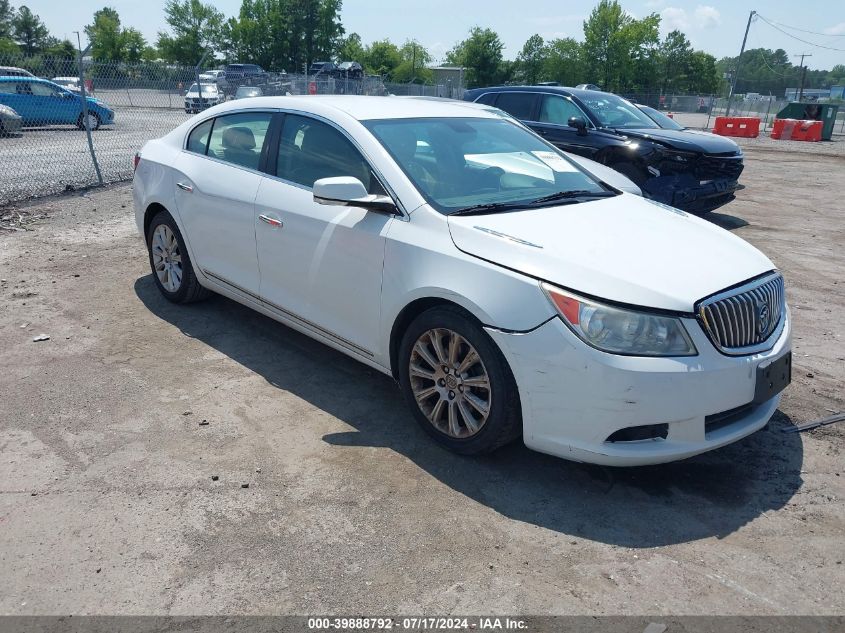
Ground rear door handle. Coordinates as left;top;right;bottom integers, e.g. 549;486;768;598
176;182;193;192
258;214;283;228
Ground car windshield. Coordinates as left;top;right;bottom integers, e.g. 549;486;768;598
189;83;217;94
579;93;659;130
365;117;608;214
638;105;685;130
236;87;260;97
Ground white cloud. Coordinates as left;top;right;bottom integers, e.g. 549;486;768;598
660;7;689;31
660;5;721;33
824;22;845;35
694;5;721;29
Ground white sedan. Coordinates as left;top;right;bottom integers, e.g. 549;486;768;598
133;96;791;466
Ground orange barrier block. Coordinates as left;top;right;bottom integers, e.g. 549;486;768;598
712;116;761;138
771;118;823;142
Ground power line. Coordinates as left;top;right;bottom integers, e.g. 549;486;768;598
756;14;845;52
759;17;845;37
756;49;794;77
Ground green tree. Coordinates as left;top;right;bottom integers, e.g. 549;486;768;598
581;0;658;92
392;39;432;83
121;27;147;63
688;50;719;94
363;38;401;77
12;5;49;55
659;30;693;94
337;32;364;62
85;7;124;61
0;0;14;39
543;37;585;86
446;26;505;88
516;34;546;84
156;0;224;65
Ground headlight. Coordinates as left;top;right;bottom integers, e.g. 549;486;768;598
542;283;697;356
662;149;696;163
0;104;18;116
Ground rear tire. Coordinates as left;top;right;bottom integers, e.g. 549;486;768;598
398;305;521;455
146;210;211;304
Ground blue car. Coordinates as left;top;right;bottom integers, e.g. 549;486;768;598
0;76;114;129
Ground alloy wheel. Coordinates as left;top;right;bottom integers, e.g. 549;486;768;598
151;224;183;292
409;328;491;438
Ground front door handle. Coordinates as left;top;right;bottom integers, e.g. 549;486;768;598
258;214;283;228
176;181;193;192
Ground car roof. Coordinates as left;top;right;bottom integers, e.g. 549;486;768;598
466;85;615;100
206;95;503;121
0;76;50;83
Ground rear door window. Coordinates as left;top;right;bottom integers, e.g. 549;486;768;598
493;92;538;120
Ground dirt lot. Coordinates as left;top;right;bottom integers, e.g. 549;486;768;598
1;140;843;616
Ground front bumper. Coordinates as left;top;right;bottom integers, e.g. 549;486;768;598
642;174;743;214
486;308;791;466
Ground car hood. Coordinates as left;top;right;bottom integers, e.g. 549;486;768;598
621;127;741;154
447;194;774;312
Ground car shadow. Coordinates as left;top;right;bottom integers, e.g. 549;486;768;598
706;211;749;230
135;275;804;548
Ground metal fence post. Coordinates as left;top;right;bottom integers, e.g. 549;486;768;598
705;94;714;131
75;37;103;186
195;51;209;111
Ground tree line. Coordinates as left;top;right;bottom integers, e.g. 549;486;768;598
1;0;843;95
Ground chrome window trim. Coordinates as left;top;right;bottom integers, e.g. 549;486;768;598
696;271;786;356
473;90;596;130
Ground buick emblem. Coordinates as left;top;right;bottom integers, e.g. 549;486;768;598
757;303;771;335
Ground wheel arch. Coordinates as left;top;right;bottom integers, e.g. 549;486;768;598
143;201;171;239
388;296;487;381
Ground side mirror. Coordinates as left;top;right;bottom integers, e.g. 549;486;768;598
313;177;397;214
568;116;588;136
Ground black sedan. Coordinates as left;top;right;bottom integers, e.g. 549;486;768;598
464;86;744;214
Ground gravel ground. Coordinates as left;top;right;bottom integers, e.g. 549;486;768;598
0;136;844;618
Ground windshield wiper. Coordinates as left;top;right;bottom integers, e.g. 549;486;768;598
527;190;617;206
449;202;525;216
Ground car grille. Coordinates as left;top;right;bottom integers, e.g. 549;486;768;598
697;273;785;354
695;154;744;181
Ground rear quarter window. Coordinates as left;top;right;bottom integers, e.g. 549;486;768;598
186;118;214;154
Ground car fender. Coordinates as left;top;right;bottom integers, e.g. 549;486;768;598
378;208;556;370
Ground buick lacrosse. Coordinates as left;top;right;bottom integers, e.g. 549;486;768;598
133;96;791;466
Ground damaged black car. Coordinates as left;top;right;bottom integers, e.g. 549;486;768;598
464;86;744;214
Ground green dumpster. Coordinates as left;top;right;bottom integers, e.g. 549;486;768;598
776;102;840;140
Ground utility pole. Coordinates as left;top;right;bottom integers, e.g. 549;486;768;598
725;10;756;117
793;53;812;101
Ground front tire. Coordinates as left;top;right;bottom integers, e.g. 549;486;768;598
398;306;521;455
146;210;210;304
76;111;101;131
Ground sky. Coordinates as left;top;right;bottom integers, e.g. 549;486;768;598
24;0;845;71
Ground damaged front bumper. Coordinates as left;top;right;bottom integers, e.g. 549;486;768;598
642;174;744;214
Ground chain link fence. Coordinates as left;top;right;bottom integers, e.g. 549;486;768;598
3;53;842;207
0;54;461;206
